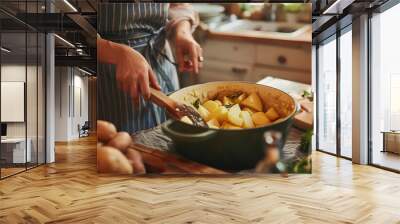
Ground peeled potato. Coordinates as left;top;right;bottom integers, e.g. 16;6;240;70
222;121;242;130
252;112;271;127
97;146;133;174
197;105;210;121
97;120;117;143
243;107;256;115
107;132;132;153
125;148;146;174
203;100;219;113
223;96;233;106
233;93;247;104
180;116;193;125
240;111;255;128
213;105;228;123
240;93;263;112
265;107;280;121
207;118;220;129
227;104;243;127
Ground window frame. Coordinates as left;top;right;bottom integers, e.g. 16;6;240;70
367;0;400;173
315;23;353;160
0;1;48;180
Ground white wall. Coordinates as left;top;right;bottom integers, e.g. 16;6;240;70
54;67;89;141
0;65;42;138
55;66;70;141
1;64;46;164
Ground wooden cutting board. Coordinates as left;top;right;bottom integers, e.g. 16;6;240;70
294;99;313;130
129;143;227;175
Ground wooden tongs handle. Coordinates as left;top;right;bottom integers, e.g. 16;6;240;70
149;88;179;115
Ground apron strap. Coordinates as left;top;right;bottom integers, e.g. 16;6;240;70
143;27;177;93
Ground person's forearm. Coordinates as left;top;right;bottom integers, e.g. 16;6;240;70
173;20;192;40
97;37;127;64
166;3;199;39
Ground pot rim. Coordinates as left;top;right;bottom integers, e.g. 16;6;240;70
168;81;298;132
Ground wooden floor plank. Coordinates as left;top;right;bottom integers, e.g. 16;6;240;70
0;135;399;223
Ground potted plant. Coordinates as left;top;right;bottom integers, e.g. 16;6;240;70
282;3;304;23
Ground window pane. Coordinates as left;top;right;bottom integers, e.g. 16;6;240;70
318;37;337;154
371;3;400;171
340;29;352;158
1;31;28;177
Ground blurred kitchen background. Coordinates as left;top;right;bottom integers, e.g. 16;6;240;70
181;3;312;87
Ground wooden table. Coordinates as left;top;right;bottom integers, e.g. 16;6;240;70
381;131;400;154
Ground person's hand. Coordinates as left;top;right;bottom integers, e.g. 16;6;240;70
174;21;203;74
115;44;161;102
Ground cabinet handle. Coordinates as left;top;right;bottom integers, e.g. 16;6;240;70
231;67;248;75
277;55;287;65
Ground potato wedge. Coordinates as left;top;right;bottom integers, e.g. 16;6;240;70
243;107;256;115
227;104;243;127
207;118;220;129
197;105;210;121
97;146;133;174
233;93;247;104
221;121;242;129
223;96;234;106
213;105;228;123
203;100;220;113
265;107;280;121
215;100;223;106
240;111;255;128
252;112;271;127
240;92;263;112
180;116;193;125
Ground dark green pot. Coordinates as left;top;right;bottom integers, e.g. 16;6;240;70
160;81;298;171
162;117;294;170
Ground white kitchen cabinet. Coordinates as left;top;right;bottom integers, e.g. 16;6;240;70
203;40;255;64
256;45;311;71
199;59;253;83
200;39;311;84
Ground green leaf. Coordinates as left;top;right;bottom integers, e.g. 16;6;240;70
192;99;200;109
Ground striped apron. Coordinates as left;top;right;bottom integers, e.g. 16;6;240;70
97;3;179;133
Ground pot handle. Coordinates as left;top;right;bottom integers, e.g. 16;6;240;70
161;120;218;142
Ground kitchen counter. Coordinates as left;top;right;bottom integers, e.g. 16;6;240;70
194;21;312;85
203;23;312;47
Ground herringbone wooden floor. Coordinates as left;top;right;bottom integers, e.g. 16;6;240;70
1;135;400;224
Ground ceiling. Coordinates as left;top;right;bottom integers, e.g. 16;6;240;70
312;0;392;43
0;0;97;74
